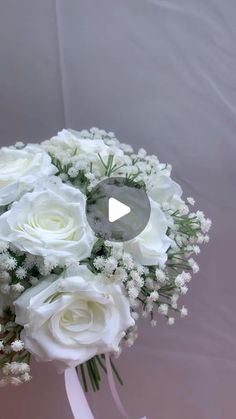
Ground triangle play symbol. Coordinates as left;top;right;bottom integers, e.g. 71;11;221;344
108;197;131;223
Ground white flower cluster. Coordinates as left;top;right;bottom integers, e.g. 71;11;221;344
0;361;31;387
0;128;211;388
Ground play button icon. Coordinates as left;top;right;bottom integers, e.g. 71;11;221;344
108;198;131;223
86;177;151;242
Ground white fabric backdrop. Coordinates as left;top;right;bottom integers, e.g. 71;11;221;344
0;1;235;418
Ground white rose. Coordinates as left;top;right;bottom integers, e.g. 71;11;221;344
42;129;110;157
14;265;134;370
42;129;124;174
124;198;172;266
0;179;95;262
148;170;184;210
0;145;57;206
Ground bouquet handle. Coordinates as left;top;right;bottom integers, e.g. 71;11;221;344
65;357;147;419
65;368;95;419
105;353;147;419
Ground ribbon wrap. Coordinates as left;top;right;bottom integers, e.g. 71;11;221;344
65;368;95;419
104;353;147;419
65;357;147;419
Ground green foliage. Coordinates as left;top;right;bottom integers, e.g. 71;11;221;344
77;354;123;392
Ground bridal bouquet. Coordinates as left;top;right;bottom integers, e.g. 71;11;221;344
0;128;211;393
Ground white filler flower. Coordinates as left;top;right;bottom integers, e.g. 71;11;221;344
124;198;172;266
42;129;110;157
0;179;95;262
14;265;134;370
42;129;124;174
0;145;57;205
